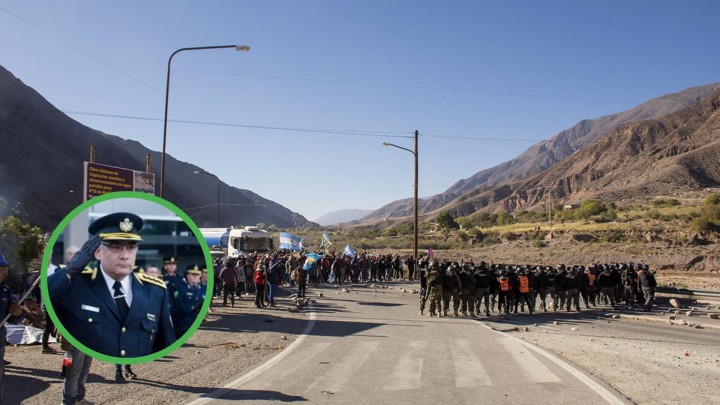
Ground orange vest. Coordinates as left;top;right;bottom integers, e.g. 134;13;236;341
519;276;529;293
499;277;511;292
588;273;597;286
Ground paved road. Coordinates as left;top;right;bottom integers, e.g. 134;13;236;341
188;284;629;404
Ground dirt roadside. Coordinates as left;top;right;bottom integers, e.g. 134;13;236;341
481;295;720;405
8;282;720;404
7;288;310;404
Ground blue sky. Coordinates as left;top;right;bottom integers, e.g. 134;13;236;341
2;1;719;222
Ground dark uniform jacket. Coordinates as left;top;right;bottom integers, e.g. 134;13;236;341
48;264;176;358
171;279;204;338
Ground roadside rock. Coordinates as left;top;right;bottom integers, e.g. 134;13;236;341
669;299;681;308
709;313;719;320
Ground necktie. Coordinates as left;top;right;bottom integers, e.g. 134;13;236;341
113;281;130;321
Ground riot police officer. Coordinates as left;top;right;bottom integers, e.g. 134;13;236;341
442;262;462;317
425;261;444;317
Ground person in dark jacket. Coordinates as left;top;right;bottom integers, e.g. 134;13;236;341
636;264;656;311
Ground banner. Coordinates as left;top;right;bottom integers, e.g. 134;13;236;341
279;232;303;252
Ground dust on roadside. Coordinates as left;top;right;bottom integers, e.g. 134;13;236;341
7;289;312;404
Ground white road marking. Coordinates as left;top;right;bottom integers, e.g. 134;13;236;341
452;339;492;387
478;322;628;405
305;341;380;395
386;340;426;391
186;310;317;405
498;336;562;383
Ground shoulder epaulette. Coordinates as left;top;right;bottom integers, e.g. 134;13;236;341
80;266;98;280
136;272;167;289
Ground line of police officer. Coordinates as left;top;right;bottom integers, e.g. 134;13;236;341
418;258;657;317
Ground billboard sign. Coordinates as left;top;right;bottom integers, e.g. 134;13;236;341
83;162;155;201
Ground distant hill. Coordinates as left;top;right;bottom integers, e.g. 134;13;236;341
359;83;720;225
0;65;316;231
314;209;374;226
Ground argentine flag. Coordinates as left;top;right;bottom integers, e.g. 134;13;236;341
279;232;303;252
303;253;324;270
343;244;356;259
322;232;332;247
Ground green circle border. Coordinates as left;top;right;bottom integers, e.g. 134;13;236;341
40;191;214;364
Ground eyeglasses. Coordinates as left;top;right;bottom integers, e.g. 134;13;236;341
101;242;139;253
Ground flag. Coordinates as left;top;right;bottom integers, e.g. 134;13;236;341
427;248;435;260
343;244;356;259
303;253;324;270
299;239;305;251
321;232;332;248
279;232;303;252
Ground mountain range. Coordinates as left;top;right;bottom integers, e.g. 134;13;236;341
3;62;719;232
357;83;720;225
0;65;315;231
314;209;374;226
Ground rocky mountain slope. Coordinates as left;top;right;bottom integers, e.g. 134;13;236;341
360;83;720;224
440;89;720;216
0;66;314;231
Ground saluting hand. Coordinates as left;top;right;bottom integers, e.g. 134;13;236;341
65;235;101;274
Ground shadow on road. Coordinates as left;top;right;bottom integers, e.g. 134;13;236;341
203;389;308;402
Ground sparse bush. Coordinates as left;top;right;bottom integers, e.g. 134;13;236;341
602;230;626;243
652;199;681;207
706;193;720;205
691;216;718;233
533;239;546;248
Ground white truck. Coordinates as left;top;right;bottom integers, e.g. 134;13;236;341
200;226;274;259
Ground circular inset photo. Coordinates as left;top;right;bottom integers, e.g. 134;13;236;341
41;191;213;364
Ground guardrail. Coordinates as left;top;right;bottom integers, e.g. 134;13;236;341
656;287;720;298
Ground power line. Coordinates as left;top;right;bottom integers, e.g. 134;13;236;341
0;104;544;143
175;69;646;104
0;6;163;94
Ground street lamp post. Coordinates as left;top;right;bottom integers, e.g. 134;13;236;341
194;170;220;227
160;44;250;198
382;130;419;265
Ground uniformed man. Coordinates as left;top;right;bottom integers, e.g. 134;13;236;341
459;263;476;317
473;262;492;316
417;256;428;315
442;262;462;317
425;261;443;317
162;257;182;296
0;253;26;404
48;212;176;358
172;264;206;338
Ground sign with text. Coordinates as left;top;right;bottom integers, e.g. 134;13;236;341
83;162;156;201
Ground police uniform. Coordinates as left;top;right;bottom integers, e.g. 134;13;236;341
48;213;176;358
171;264;205;338
163;257;182;293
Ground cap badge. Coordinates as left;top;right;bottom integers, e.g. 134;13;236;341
119;218;133;233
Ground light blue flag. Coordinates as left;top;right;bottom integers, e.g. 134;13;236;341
279;232;303;252
343;244;356;259
322;232;332;247
302;253;324;270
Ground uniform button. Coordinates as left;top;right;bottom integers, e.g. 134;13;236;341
121;327;127;333
120;350;126;357
88;318;93;323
